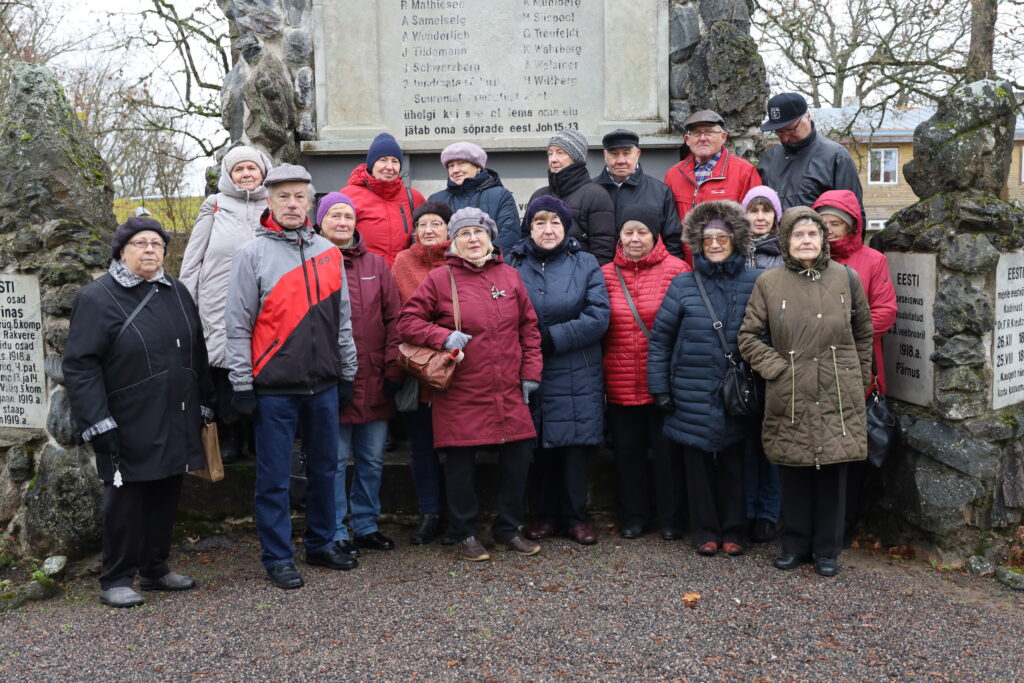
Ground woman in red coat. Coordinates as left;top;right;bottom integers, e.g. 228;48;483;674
399;207;543;562
390;199;452;545
601;205;690;540
813;189;898;543
341;133;426;268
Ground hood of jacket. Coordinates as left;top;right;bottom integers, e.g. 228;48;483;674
683;199;751;259
813;189;863;259
258;208;317;247
339;230;368;258
347;163;408;202
218;149;274;201
612;236;671;270
778;206;831;275
445;167;504;195
548;160;591;197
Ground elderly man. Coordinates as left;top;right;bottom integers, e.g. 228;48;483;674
664;110;760;260
758;92;863;210
225;163;359;589
593;129;683;258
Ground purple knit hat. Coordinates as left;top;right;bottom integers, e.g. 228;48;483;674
316;192;357;227
524;195;573;233
742;186;783;225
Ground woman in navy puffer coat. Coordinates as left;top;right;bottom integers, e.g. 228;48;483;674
509;196;610;546
647;200;760;557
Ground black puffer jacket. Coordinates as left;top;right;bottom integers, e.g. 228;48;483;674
526;161;616;265
757;124;863;211
593;165;683;259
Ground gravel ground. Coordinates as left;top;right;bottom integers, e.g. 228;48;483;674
2;523;1022;681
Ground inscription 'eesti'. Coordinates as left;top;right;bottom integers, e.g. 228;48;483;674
392;0;595;140
0;274;47;429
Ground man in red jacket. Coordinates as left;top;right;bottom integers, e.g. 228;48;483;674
664;110;760;262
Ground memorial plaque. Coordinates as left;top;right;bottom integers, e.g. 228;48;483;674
993;251;1024;409
310;0;668;152
882;253;936;406
0;274;47;428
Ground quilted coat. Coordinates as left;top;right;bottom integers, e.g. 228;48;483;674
526;161;617;265
647;201;760;452
429;168;520;256
341;164;425;268
398;252;543;449
812;190;897;393
508;237;610;447
738;206;874;468
391;239;451;304
338;232;404;425
601;239;690;406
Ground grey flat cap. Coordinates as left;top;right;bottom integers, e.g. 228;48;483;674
264;163;312;187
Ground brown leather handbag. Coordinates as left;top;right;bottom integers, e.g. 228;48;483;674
398;267;462;392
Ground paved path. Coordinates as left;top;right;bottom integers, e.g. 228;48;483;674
2;524;1022;681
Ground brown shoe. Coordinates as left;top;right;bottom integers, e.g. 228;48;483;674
496;534;540;556
567;524;598;545
696;541;719;556
459;536;490;561
722;542;745;556
524;521;556;541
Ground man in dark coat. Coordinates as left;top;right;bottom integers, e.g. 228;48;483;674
593;128;683;259
757;92;864;211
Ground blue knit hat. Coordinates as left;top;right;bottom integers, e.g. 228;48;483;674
524;196;573;233
366;133;404;171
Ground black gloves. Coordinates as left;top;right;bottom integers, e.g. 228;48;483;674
540;328;555;355
654;393;674;415
383;379;403;397
231;389;257;416
90;429;120;455
338;380;354;409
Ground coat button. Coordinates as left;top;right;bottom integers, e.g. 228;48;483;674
816;313;822;318
815;401;820;405
812;357;817;362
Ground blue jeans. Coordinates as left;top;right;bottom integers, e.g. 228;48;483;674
335;420;388;540
254;387;339;569
401;401;443;516
744;433;781;523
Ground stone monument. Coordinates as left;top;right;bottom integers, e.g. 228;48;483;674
0;63;115;560
876;80;1024;561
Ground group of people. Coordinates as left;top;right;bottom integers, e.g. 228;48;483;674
61;91;897;608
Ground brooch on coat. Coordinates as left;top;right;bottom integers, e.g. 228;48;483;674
491;285;506;299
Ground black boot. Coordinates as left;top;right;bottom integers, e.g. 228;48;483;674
410;514;442;545
219;420;240;464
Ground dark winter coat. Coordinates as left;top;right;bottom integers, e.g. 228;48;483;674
339;232;404;425
647;201;760;452
601;240;690;406
757;124;864;211
738;207;874;468
63;262;215;483
748;234;784;270
526;161;616;265
342;164;426;268
429;168;520;256
398;252;543;449
508;237;610;447
593;165;683;259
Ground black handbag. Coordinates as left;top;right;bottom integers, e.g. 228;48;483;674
846;266;899;467
693;271;762;417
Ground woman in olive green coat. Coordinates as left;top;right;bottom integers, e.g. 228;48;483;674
738;206;872;577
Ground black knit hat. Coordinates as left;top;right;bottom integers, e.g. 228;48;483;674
111;217;170;259
618;205;662;240
524;196;573;234
412;199;453;227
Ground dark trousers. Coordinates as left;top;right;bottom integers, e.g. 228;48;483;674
535;446;590;528
401;401;444;516
684;443;746;546
101;475;183;590
844;459;867;541
607;404;684;530
778;462;848;559
445;439;531;544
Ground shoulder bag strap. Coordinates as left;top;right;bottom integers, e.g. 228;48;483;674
115;285;158;342
692;271;733;360
448;266;461;331
615;266;650;339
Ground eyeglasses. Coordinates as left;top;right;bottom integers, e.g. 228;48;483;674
455;227;487;240
701;234;732;247
416;221;445;230
128;240;165;251
775;117;804;136
687;129;723;140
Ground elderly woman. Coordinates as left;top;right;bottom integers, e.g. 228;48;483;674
429;142;520;255
509;197;610;546
647;201;760;557
743;186;784;270
601;206;690;540
179;145;273;462
63;217;214;608
399;207;543;561
526;128;616;265
391;199;452;545
318;193;404;556
738;207;873;577
342;132;425;268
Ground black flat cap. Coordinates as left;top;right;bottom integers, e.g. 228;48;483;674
602;129;640;149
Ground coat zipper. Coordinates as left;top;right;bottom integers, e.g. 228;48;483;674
298;236;316;388
830;345;847;436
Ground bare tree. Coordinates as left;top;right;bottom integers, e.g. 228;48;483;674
966;0;998;81
0;0;99;90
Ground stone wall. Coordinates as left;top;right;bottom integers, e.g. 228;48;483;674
0;64;115;560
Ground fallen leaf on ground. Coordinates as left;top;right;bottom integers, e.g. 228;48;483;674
682;592;700;608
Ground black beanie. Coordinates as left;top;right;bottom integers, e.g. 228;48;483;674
412;199;453;226
618;205;663;239
111;217;170;259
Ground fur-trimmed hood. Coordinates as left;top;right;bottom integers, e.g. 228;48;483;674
778;206;831;274
683;200;751;258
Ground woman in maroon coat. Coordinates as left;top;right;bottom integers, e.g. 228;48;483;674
399;207;543;562
319;193;404;555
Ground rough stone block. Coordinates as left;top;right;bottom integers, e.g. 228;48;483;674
967;555;995;575
948;195;1024;234
234;0;283;38
283;29;312;65
1003;441;1024;508
5;444;33;482
23;444;102;559
243;52;296;154
912;455;985;536
45;388;75;446
686;22;766;130
965;415;1015;443
932;334;986;367
936;366;987;393
939;233;1001;273
912;225;949;252
670;5;700;63
934;389;988;420
40;284;81;317
294;66;314;110
995;566;1024;590
933;274;994;336
905;418;1000;479
698;0;751;33
221;61;249;142
285;0;308;26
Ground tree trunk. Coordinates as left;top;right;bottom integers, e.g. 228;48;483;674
965;0;997;81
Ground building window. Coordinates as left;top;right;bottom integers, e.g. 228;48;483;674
868;148;899;184
867;220;886;233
